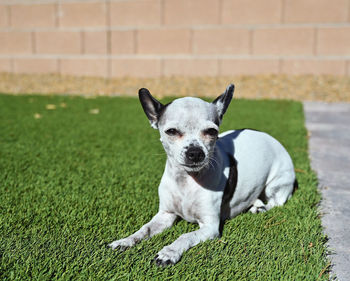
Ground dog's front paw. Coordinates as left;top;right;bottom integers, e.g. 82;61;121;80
154;246;181;266
108;238;135;251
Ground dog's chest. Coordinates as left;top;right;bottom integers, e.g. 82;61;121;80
164;177;204;223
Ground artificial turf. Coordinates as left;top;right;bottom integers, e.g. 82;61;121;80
0;94;328;280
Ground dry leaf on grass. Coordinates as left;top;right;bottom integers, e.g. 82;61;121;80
46;104;56;110
89;108;99;114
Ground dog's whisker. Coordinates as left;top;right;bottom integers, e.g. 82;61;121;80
208;156;219;168
208;161;215;170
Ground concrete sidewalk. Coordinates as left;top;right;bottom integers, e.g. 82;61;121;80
304;102;350;280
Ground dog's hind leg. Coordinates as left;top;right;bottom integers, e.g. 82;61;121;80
249;177;294;214
248;198;267;213
264;183;294;211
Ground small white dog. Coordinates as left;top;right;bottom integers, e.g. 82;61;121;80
109;84;296;266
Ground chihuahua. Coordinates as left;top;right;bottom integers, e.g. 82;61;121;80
109;85;295;266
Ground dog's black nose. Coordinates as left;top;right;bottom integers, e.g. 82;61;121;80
186;147;205;163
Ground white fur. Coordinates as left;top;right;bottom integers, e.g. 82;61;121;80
109;89;295;266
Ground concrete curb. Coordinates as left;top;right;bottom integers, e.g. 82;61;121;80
304;102;350;280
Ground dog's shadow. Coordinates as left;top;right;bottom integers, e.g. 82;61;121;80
217;130;244;236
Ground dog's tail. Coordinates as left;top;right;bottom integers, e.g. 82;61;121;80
293;178;299;193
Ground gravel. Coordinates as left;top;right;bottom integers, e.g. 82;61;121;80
0;73;349;102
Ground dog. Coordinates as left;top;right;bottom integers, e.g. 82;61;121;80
108;84;295;266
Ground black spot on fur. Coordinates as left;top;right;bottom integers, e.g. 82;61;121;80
219;155;238;235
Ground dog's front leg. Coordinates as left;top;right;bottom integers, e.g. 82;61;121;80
108;210;177;250
154;219;220;266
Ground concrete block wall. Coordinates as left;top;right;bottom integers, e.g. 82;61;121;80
0;0;349;77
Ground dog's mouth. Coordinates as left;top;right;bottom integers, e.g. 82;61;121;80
181;162;207;172
182;163;202;168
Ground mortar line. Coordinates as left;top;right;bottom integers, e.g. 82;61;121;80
106;30;112;77
218;0;223;25
54;1;59;28
160;57;165;77
10;57;14;72
106;0;111;42
160;0;165;25
249;28;254;55
189;28;194;55
345;61;349;76
1;54;350;60
313;27;318;56
2;23;350;33
56;0;61;28
278;58;283;74
7;4;11;27
1;0;102;4
31;31;36;54
57;57;61;74
80;30;85;54
53;57;58;73
217;58;222;76
106;0;112;78
281;0;286;23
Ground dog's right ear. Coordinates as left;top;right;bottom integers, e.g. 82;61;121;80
138;88;164;129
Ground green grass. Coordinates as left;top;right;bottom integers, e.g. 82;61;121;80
0;94;328;280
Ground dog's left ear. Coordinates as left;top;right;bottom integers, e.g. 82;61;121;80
212;84;235;122
139;88;164;129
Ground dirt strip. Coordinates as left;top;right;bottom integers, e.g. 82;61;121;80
0;73;349;102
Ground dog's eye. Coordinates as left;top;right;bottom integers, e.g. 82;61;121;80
203;128;218;137
165;128;181;136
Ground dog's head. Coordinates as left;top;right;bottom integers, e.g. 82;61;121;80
139;85;234;172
